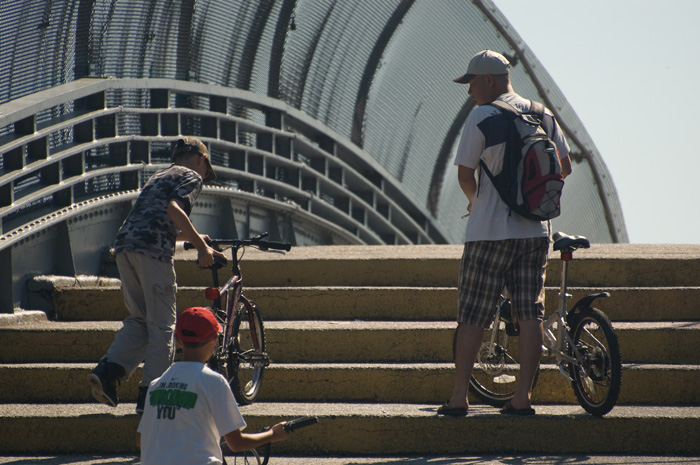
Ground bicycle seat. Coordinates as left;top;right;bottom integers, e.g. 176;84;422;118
552;232;590;251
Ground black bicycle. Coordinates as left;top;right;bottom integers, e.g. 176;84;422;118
184;233;291;405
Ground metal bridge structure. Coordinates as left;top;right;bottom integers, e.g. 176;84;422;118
0;0;628;313
0;78;449;312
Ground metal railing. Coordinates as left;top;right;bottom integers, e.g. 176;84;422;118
0;78;448;312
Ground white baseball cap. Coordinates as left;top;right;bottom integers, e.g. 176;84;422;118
453;50;510;84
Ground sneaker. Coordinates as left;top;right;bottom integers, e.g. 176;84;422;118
135;386;149;414
87;359;125;407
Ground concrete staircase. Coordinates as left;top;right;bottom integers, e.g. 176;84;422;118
1;243;699;456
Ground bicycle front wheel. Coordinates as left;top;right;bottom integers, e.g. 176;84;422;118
222;436;270;465
568;307;622;416
234;444;270;465
466;300;539;407
229;299;268;405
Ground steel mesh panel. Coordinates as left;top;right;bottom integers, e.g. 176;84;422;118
84;147;112;170
90;0;183;79
363;3;490;192
149;141;173;164
246;1;281;98
191;0;273;88
0;0;628;243
0;1;79;116
296;1;400;137
109;89;150;136
75;172;123;199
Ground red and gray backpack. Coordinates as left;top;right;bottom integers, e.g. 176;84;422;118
479;99;564;221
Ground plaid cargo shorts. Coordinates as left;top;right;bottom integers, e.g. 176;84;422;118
457;237;549;328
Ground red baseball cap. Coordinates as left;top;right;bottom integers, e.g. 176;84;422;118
176;307;222;343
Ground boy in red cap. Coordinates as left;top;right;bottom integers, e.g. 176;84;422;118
137;307;289;465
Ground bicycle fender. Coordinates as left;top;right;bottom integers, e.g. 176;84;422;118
568;292;610;321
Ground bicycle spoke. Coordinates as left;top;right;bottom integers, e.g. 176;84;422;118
580;326;608;355
579;366;597;394
233;448;262;465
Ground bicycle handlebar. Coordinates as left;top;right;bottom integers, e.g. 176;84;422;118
256;240;292;252
283;416;318;432
182;234;292;253
183;233;291;272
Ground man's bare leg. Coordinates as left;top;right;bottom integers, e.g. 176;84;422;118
509;319;543;409
446;322;484;409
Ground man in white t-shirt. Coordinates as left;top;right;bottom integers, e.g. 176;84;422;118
137;307;290;464
438;50;572;417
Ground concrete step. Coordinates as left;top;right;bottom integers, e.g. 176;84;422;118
2;362;698;405
1;320;698;365
170;243;700;288
4;243;700;458
1;455;697;465
0;402;698;455
34;279;700;322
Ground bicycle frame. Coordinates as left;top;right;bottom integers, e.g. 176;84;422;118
207;245;263;360
542;252;577;380
542;246;609;381
215;271;243;352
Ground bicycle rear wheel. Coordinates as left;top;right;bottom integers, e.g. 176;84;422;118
466;299;539;407
229;299;268;405
568;307;621;416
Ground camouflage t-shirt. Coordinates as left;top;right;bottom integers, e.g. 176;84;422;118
114;165;202;262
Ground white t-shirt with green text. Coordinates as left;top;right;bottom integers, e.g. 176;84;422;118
138;361;247;465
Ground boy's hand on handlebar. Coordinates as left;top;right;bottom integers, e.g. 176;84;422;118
195;235;225;268
197;247;220;268
269;422;291;442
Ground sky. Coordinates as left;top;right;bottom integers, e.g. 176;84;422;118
490;0;700;244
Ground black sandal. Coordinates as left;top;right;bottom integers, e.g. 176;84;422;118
500;400;535;416
437;402;468;417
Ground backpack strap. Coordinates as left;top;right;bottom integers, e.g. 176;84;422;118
489;99;520;118
478;159;497;193
479;99;520;195
490;98;546;119
529;100;545;120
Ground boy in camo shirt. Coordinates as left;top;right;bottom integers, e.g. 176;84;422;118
88;136;225;414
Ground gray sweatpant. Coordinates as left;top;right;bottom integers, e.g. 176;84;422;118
105;252;177;387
